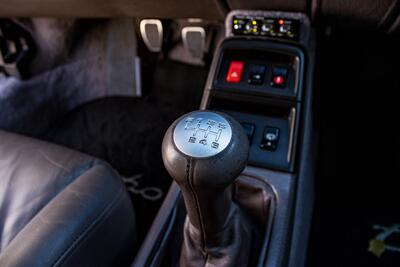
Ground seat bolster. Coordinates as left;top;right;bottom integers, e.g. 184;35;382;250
0;163;136;267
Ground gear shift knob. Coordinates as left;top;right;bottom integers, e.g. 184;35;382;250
162;110;249;242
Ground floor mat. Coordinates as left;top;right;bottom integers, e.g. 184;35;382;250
43;60;207;244
0;19;139;137
307;32;400;266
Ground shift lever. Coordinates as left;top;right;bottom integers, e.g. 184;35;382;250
162;110;250;265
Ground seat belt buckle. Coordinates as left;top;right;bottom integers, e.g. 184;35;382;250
0;19;36;80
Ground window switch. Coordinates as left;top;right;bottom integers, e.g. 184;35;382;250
248;65;266;85
260;127;280;151
241;122;255;144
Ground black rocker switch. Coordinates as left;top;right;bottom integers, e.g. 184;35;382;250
248;65;266;85
271;66;288;88
260;126;280;151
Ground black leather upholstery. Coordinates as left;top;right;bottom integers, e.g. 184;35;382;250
0;130;136;267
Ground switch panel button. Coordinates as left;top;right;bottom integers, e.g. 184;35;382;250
226;61;244;83
260;127;280;151
248;65;266;85
271;67;288;88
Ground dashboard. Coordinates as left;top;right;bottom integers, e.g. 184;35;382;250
0;0;400;32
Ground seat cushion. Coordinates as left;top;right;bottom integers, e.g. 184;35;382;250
0;130;136;267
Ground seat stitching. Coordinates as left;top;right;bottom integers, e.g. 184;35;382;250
0;159;98;252
51;183;125;267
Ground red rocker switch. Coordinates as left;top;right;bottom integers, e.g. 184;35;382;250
226;61;244;83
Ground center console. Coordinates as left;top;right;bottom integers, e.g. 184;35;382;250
132;10;315;267
205;39;303;172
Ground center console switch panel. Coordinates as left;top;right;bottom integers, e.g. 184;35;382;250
212;39;304;101
203;38;305;172
231;15;300;40
208;97;298;171
226;10;311;46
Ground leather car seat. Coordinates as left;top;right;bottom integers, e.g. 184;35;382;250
0;130;136;267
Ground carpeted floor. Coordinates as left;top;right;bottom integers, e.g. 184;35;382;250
42;60;207;244
0;19;140;138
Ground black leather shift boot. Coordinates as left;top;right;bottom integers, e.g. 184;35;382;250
137;173;276;267
176;173;275;267
180;203;252;267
